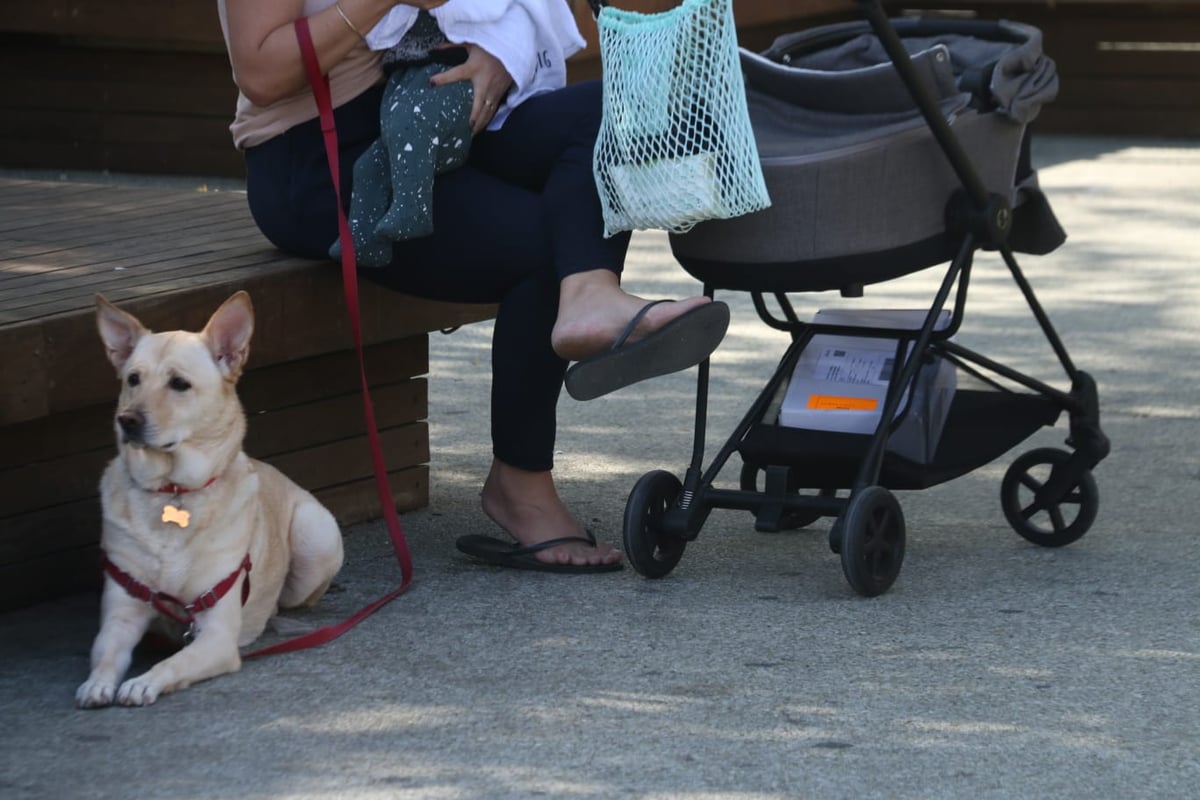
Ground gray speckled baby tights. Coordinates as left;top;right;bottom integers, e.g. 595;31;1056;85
333;62;473;267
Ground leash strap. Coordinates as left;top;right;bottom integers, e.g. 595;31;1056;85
245;17;415;658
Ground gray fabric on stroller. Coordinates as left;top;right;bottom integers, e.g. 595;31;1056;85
670;18;1062;292
774;19;1058;124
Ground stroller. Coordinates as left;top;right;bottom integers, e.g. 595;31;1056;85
620;1;1111;596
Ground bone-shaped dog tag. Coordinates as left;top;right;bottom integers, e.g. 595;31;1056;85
162;504;191;528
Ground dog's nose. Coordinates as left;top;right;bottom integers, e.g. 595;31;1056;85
117;411;145;438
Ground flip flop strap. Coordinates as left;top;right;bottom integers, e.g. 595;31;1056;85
510;532;599;556
611;300;669;351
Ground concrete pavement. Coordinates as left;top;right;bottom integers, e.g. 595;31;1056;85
2;134;1198;799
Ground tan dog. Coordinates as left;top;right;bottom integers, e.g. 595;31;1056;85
76;291;344;708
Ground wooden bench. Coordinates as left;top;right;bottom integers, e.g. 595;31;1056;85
0;176;495;610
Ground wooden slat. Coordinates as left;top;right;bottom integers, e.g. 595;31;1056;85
0;177;497;426
0;36;241;177
0;459;430;570
0;135;244;178
0;381;427;517
0;45;237;114
0;435;429;567
0;114;242;177
245;381;429;458
313;465;430;528
1040;107;1200;137
0;447;112;520
0;464;427;611
270;424;431;492
0;325;49;428
0;337;429;471
0;404;111;471
901;1;1200;135
566;0;859;83
0;0;226;51
2;284;489;426
0;498;102;565
0;544;104;610
236;337;429;414
1;237;284;311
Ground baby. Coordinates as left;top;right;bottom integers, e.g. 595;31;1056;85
335;1;586;268
336;11;472;267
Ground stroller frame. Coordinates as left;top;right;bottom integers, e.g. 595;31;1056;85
621;0;1111;596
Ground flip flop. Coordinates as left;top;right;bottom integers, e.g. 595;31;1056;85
564;300;730;401
456;533;624;574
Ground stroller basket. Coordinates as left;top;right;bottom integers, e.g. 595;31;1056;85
670;17;1064;294
620;4;1109;597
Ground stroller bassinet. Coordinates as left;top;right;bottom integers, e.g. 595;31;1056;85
671;15;1064;293
620;5;1110;596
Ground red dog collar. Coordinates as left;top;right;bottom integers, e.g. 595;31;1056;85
154;476;218;495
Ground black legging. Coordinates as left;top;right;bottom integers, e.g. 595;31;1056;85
244;79;631;472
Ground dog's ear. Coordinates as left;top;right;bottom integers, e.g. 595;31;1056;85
203;291;255;381
95;294;149;373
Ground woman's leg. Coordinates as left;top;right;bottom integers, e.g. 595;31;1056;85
244;85;385;260
247;103;611;565
366;165;621;566
467;81;715;365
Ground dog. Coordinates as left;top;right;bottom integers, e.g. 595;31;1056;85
76;291;344;708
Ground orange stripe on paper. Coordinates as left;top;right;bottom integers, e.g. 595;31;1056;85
807;395;879;411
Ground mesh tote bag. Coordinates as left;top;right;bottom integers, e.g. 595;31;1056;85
591;0;770;237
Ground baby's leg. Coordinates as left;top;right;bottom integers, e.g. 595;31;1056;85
376;72;473;240
334;137;397;268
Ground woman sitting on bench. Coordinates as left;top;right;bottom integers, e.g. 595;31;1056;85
218;0;730;573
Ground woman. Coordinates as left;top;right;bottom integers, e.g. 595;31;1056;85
218;0;728;572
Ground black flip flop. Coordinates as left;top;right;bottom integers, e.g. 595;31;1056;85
456;533;623;574
563;300;730;401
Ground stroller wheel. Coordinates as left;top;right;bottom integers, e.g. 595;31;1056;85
623;470;687;579
839;486;906;597
1001;447;1099;547
738;463;832;531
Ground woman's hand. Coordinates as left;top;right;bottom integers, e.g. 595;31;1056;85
429;44;514;134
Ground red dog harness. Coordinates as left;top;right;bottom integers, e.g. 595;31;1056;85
102;553;252;641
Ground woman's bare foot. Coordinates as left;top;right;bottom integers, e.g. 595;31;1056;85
480;459;622;567
550;269;712;362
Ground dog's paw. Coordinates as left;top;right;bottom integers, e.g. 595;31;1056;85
76;680;117;709
115;676;163;707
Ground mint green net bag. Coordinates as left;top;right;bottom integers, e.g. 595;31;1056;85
591;0;771;237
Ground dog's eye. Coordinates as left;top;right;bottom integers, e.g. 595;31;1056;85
126;373;140;388
168;376;192;392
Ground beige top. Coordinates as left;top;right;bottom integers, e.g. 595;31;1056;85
217;0;385;149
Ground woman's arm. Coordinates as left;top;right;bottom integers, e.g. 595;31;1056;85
225;0;449;107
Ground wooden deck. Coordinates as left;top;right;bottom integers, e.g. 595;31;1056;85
0;176;495;609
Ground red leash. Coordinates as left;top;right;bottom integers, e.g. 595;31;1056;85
244;17;415;658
